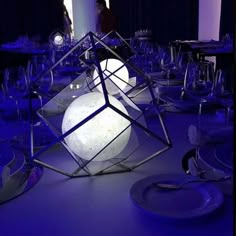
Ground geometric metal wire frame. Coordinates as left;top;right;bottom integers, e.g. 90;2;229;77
30;31;172;177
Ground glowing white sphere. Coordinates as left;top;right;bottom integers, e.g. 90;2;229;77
61;92;131;161
93;58;129;95
54;35;64;46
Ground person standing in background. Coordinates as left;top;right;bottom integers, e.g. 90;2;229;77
96;0;116;34
63;3;72;35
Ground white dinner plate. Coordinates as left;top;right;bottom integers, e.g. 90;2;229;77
155;78;184;86
0;143;15;167
150;74;184;86
214;143;233;170
199;143;233;174
159;93;219;113
130;173;223;219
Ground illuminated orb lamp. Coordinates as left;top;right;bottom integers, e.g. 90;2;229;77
93;58;129;95
51;32;64;46
61;92;131;161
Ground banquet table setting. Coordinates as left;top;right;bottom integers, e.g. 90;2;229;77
0;36;50;55
171;38;233;57
0;32;234;236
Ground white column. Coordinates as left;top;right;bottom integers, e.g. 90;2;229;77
198;0;222;40
198;0;222;65
72;0;96;40
105;0;110;8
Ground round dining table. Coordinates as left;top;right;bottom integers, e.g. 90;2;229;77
0;99;233;236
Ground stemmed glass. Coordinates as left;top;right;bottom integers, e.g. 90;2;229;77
214;69;233;122
0;83;7;125
187;65;233;178
181;62;198;99
183;61;215;111
26;55;55;152
184;63;232;182
183;62;213;174
27;55;54;95
190;61;214;95
143;42;158;72
26;55;54;110
3;67;29;121
158;46;171;70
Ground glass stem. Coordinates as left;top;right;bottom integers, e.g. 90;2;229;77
15;99;21;120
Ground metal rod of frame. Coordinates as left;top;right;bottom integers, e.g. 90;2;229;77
29;31;172;177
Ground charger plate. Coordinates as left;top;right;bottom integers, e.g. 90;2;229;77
150;72;184;86
130;174;223;219
0;143;15;167
214;143;233;170
159;93;219;113
0;144;43;205
199;143;233;175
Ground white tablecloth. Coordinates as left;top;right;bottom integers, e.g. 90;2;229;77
0;109;233;236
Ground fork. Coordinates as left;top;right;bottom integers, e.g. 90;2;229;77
152;175;231;190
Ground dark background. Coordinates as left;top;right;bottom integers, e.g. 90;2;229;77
110;0;199;44
0;0;234;70
0;0;64;44
0;0;64;71
220;0;234;39
0;0;233;45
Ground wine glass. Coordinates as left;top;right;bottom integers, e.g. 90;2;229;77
26;58;56;131
27;56;54;103
214;69;233;122
3;67;29;120
181;62;198;99
192;61;214;95
183;61;215;111
0;83;7;125
158;46;171;70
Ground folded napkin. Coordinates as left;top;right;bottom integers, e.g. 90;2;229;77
187;154;232;196
0;165;10;188
0;169;28;202
188;124;233;146
188;157;225;177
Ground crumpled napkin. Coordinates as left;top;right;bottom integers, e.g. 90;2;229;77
0;165;10;188
187;157;232;196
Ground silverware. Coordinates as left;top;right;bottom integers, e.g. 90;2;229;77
153;175;231;190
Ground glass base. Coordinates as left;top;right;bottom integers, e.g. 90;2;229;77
0;144;43;205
